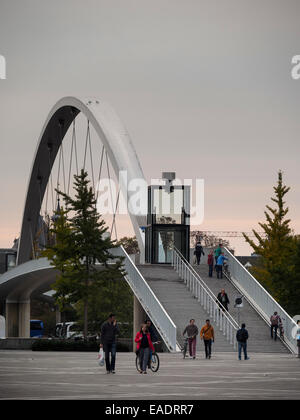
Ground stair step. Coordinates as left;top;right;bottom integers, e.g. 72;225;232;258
138;265;236;352
193;264;289;354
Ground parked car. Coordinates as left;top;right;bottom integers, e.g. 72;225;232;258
55;322;83;340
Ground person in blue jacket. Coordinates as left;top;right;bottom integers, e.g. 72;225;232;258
216;253;228;279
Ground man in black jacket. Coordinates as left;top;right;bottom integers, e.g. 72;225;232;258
217;289;230;312
236;323;249;360
194;241;205;265
100;313;120;374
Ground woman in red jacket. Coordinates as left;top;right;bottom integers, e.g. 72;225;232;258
207;250;214;278
135;324;154;374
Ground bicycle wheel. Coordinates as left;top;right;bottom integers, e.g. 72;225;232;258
183;343;187;359
150;353;160;372
135;355;141;372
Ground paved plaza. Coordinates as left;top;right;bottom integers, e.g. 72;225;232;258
0;350;300;400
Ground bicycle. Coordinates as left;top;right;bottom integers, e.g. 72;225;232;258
135;341;160;373
182;336;193;359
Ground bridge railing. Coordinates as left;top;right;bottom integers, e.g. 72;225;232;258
171;247;239;349
223;246;297;354
110;246;177;352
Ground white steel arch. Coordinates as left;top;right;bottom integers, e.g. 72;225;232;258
17;96;146;265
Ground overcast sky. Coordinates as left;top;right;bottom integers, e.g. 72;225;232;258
0;0;299;255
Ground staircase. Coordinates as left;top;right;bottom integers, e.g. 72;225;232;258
193;263;289;353
138;265;235;352
114;245;293;354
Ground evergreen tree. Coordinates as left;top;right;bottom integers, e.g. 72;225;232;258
117;236;140;255
75;275;133;337
243;171;297;309
45;169;125;339
285;238;300;315
42;205;77;321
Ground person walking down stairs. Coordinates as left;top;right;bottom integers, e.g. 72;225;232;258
194;241;205;265
200;319;215;359
270;312;282;341
217;288;230;312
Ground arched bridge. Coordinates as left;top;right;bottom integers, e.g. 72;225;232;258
0;97;297;355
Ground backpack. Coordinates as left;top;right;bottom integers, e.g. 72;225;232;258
271;315;279;326
195;244;204;255
236;329;247;342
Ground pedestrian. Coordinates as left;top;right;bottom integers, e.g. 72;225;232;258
207;250;214;277
145;319;160;368
216;253;228;279
100;313;120;374
145;319;158;343
135;324;154;374
194;241;205;265
217;288;230;312
182;319;199;359
279;317;284;340
214;244;222;268
200;319;215;359
270;311;281;341
236;323;249;360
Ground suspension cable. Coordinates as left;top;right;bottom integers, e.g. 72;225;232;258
95;145;105;203
73;118;79;176
47;144;55;212
83;120;90;171
30;224;36;260
55;144;62;205
110;188;120;240
67;119;76;195
44;175;49;217
88;124;95;193
59;122;66;194
105;150;118;240
37;177;46;249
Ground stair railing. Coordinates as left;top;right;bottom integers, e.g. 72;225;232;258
172;247;239;349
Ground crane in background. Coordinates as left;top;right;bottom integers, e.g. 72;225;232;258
190;230;267;248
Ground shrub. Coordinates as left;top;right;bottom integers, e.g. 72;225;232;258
31;339;131;352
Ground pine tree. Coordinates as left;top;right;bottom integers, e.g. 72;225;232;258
286;238;300;315
42;205;77;320
243;171;297;308
46;169;125;339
